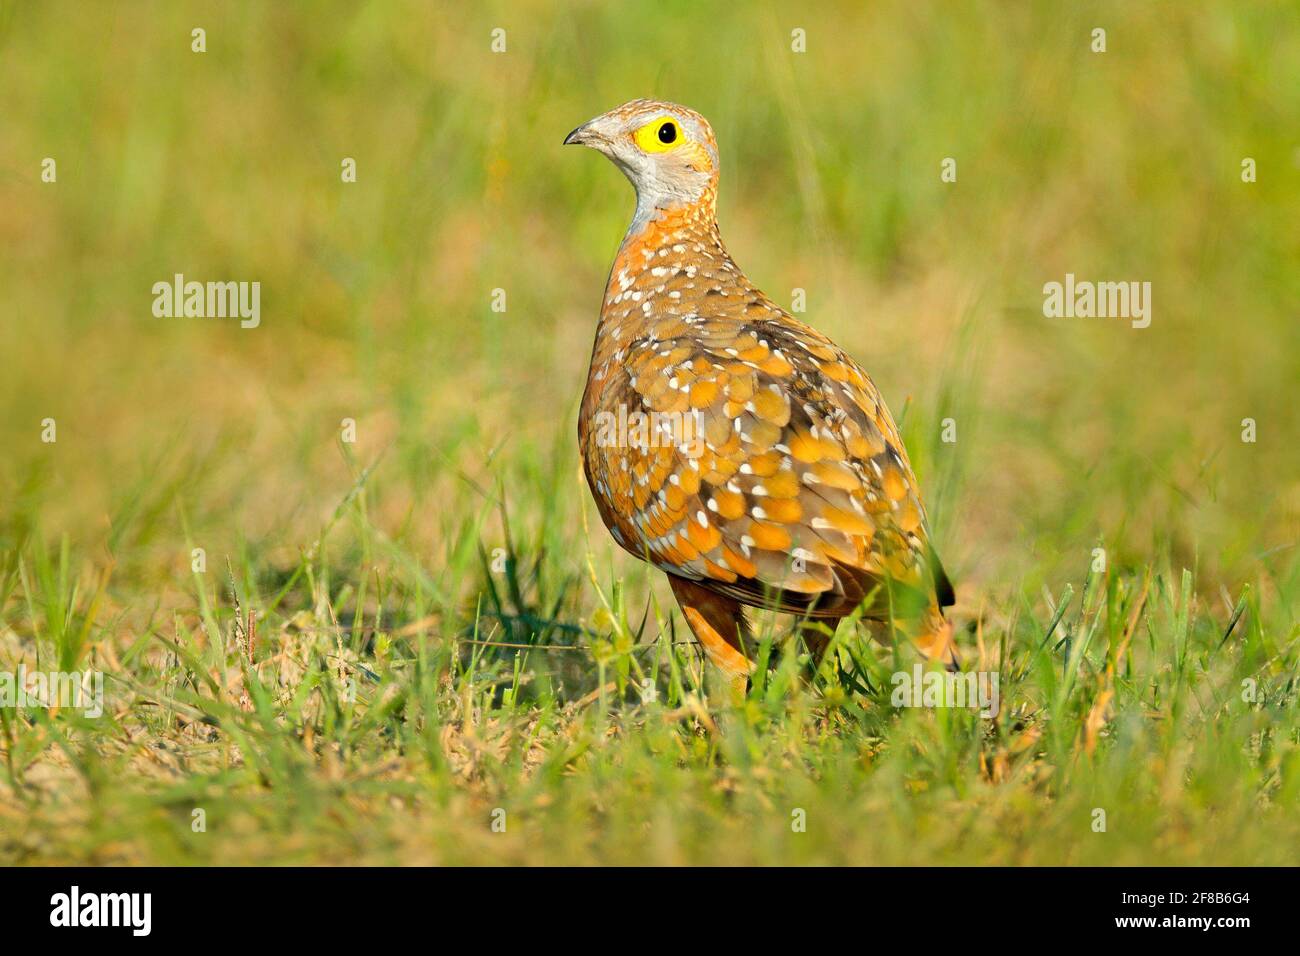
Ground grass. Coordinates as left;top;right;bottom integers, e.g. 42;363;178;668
0;0;1297;865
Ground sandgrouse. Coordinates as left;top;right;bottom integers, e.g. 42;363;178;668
567;99;957;692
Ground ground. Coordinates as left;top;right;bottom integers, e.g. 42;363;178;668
0;1;1297;865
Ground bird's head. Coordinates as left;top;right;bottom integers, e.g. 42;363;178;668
565;99;719;223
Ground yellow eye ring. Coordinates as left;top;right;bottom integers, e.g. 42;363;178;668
634;118;682;153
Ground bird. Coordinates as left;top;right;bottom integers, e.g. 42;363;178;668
566;99;957;694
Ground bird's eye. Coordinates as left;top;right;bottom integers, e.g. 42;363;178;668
633;117;685;153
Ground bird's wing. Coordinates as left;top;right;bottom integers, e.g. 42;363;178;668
582;307;951;619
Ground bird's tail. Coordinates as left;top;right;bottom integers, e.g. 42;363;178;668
908;612;960;671
865;610;961;670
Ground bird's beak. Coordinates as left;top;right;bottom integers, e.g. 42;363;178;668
563;114;616;149
562;123;590;146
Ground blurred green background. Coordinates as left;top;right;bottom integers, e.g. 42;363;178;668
3;0;1296;592
0;1;1297;864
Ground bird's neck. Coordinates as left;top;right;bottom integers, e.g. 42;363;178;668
584;192;741;383
582;190;750;431
582;197;727;431
609;192;724;293
627;176;718;236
